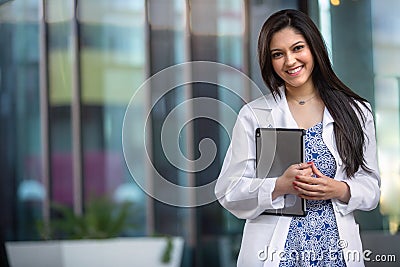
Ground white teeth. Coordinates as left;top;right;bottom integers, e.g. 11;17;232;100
287;66;302;74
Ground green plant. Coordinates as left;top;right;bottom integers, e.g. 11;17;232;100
36;196;174;264
37;196;136;240
160;235;173;264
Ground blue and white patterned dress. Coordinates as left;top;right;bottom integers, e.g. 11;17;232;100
278;122;347;267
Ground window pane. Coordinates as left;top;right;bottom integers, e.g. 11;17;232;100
47;0;74;208
78;0;147;235
148;0;189;237
0;0;43;240
372;0;400;234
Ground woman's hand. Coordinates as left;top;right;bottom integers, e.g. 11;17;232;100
272;162;313;200
293;162;350;203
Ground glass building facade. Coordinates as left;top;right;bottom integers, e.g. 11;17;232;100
0;0;399;266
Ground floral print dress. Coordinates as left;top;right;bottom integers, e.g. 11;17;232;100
278;122;347;267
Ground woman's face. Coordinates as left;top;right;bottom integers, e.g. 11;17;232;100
269;27;314;91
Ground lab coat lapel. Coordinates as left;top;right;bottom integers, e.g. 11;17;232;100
270;89;298;128
248;88;297;129
249;96;274;128
322;107;342;166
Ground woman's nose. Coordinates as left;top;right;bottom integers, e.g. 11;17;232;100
285;53;296;66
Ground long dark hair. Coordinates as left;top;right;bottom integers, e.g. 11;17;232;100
258;9;371;177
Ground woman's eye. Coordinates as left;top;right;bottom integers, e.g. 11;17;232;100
271;52;282;58
293;45;304;51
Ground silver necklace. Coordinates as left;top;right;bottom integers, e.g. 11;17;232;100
294;94;316;105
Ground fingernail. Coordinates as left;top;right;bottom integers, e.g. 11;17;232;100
307;161;313;164
295;175;300;179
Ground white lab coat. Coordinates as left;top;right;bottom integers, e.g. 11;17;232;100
215;88;381;267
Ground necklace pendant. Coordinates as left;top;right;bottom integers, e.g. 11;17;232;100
299;100;306;105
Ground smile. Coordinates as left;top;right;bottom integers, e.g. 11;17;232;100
287;66;302;75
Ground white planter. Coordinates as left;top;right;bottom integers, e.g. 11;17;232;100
6;237;184;267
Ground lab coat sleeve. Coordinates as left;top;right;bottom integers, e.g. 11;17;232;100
214;105;284;220
334;104;381;215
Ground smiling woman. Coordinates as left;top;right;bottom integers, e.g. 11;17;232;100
269;28;314;92
215;9;380;267
268;27;321;129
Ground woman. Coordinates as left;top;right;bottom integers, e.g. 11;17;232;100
215;9;380;267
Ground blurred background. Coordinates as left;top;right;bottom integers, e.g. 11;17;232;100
0;0;399;266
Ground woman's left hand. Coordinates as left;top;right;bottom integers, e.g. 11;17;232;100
292;162;350;203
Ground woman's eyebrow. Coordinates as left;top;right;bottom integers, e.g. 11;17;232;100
270;41;305;53
290;41;305;48
270;48;281;53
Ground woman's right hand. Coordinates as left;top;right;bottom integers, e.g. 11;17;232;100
272;162;313;200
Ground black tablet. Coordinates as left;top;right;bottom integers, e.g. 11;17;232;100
256;128;307;217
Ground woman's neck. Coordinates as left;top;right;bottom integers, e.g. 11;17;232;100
284;83;320;106
284;83;317;99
